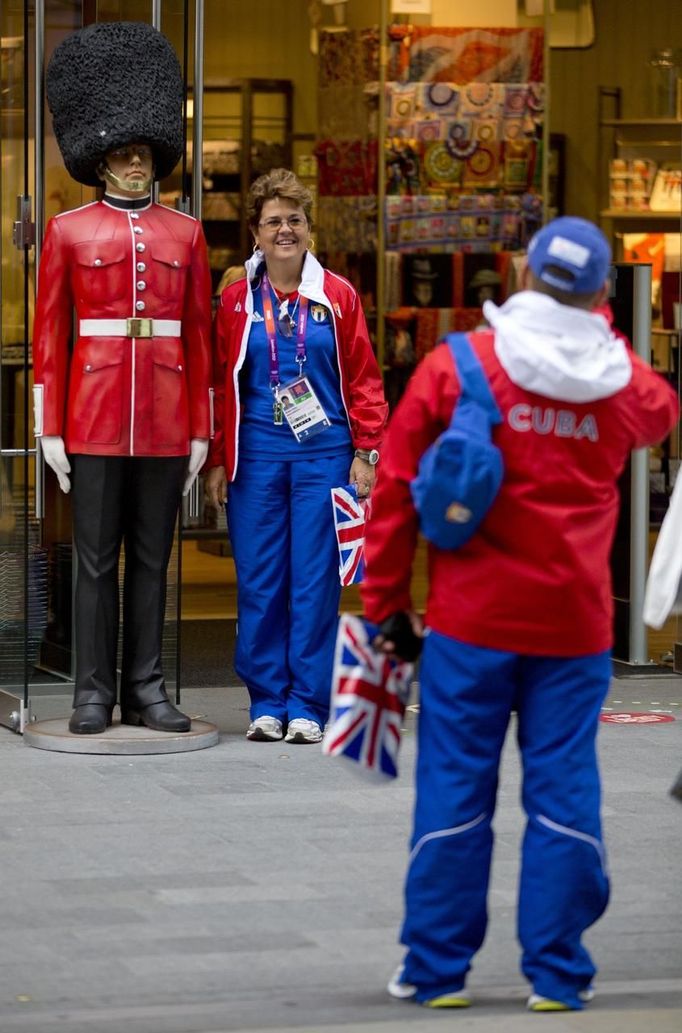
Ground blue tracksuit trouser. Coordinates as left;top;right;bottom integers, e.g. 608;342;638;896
401;630;611;1009
227;452;352;725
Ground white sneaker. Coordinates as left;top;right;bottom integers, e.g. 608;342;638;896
387;964;470;1007
387;964;417;1000
284;718;323;744
246;716;283;741
527;987;594;1011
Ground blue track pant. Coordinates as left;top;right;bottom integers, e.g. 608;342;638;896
227;452;351;725
401;631;611;1008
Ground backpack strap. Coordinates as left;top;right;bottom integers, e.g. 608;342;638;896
445;332;502;426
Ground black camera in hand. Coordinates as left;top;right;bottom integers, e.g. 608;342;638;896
376;611;423;662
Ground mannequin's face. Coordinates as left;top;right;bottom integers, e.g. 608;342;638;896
413;280;434;307
98;142;154;196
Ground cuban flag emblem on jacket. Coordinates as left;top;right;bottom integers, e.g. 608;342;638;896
322;614;413;780
331;484;368;586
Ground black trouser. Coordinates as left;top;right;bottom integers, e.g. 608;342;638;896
70;455;186;711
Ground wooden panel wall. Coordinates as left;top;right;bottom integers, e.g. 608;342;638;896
203;0;319;137
550;0;682;220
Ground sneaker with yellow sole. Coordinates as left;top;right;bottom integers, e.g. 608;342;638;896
527;987;595;1011
387;965;471;1008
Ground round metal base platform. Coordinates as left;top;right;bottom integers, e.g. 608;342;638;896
23;718;220;755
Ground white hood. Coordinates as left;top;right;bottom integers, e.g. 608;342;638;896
483;291;632;403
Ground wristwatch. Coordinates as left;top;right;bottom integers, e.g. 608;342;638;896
355;448;380;465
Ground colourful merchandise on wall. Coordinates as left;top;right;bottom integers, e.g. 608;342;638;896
317;26;380;88
315;25;544;259
316;26;382;263
316;139;378;196
384;190;542;252
383;76;543;253
314;24;545;404
386;25;544;84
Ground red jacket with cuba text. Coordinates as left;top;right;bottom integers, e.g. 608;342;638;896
32;199;213;456
361;329;679;657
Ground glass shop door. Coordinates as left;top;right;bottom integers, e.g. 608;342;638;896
0;0;199;732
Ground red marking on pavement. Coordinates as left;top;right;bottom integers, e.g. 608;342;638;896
600;711;675;724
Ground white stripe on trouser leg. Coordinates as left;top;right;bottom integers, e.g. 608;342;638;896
408;811;488;866
537;814;609;877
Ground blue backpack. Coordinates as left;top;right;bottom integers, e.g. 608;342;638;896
410;333;504;550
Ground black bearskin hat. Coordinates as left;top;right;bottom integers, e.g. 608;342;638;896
46;21;183;187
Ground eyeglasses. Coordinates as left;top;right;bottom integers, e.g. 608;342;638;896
108;145;153;162
259;215;307;232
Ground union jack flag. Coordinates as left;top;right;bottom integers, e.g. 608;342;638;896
322;614;413;780
331;484;368;586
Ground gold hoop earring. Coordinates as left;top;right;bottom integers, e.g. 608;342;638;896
252;241;259;253
308;238;315;252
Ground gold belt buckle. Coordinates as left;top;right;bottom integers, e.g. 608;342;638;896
126;317;153;338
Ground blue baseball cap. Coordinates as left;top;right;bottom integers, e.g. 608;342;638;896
527;216;611;294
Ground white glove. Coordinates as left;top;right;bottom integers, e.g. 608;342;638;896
40;435;71;494
183;438;209;496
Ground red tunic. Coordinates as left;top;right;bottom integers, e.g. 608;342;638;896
33;198;213;456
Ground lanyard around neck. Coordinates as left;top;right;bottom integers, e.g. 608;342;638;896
261;272;309;391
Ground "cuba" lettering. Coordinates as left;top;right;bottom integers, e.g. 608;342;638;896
508;404;599;441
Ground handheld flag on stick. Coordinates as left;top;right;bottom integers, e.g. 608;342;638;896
323;613;413;780
331;484;368;586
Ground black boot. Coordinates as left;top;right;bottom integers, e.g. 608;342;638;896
68;704;112;735
120;700;191;732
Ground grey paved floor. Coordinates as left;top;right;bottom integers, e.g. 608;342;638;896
1;673;681;1033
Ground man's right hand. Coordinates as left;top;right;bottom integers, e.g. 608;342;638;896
372;610;424;662
204;465;227;508
40;436;71;493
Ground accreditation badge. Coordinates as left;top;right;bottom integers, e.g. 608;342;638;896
279;375;331;442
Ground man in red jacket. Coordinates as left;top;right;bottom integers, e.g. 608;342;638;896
33;23;212;734
361;217;679;1012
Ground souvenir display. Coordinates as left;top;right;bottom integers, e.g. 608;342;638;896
387;25;544;84
316;27;544;256
318;25;380;87
422;81;460;116
315;24;546;406
383;80;543;214
385;192;529;252
314;139;378;196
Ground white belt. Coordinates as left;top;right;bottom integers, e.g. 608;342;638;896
79;318;182;339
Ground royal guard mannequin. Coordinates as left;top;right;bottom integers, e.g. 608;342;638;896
33;22;213;735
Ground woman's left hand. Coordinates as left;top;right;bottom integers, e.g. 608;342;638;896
349;456;375;499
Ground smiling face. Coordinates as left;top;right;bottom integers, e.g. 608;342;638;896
253;198;309;272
